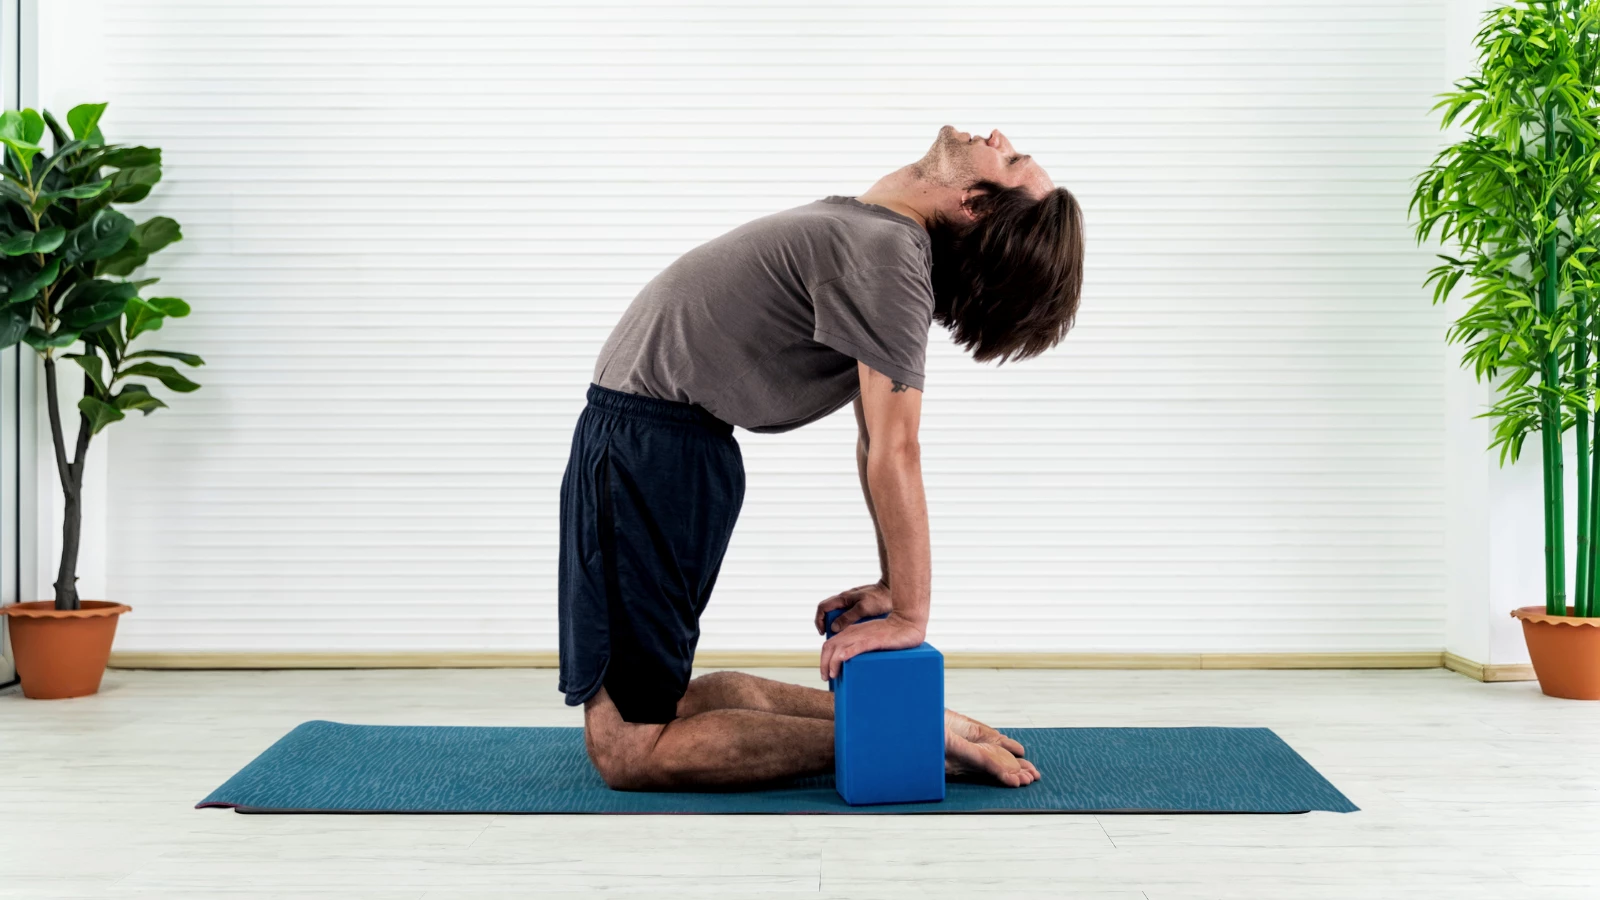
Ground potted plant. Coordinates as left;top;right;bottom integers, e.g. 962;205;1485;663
1412;0;1600;699
0;103;202;699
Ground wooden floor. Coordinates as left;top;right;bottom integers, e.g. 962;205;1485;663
3;666;1597;899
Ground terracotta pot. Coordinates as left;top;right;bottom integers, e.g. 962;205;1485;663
1512;606;1600;700
2;601;132;700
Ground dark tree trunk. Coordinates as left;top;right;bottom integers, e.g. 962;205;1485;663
55;491;82;610
43;355;92;611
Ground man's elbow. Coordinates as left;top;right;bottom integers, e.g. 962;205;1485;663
868;438;921;471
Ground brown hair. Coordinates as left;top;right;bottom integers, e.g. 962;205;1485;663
927;181;1084;364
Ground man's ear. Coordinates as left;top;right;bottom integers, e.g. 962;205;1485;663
954;189;982;225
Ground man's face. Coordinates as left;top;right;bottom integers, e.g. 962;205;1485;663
915;125;1055;198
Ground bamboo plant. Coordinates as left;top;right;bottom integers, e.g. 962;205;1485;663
0;103;203;610
1412;0;1600;618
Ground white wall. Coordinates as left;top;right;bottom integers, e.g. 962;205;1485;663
1439;0;1549;669
33;0;1459;655
0;0;39;685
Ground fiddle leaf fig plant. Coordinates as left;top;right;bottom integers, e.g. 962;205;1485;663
0;102;203;610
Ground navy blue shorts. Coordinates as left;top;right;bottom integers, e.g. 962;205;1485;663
557;384;745;724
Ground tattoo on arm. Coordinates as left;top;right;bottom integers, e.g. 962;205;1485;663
891;380;910;393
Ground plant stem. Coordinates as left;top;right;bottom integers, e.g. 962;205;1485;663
1576;292;1591;616
42;356;83;611
1541;405;1561;614
1543;100;1568;616
1589;390;1600;616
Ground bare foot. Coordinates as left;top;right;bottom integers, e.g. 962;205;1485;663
945;731;1041;787
945;709;1027;759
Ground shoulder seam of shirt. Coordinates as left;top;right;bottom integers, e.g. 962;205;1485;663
820;195;929;237
813;326;927;379
810;264;933;295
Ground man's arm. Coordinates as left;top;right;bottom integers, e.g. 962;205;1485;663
818;362;930;679
853;394;892;585
809;395;895;635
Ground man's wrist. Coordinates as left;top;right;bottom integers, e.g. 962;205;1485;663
885;610;927;641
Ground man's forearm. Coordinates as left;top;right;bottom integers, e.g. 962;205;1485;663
856;434;892;585
864;442;931;632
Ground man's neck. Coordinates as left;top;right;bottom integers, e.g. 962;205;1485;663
855;165;949;232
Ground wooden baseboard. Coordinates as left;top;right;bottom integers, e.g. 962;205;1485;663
109;649;1448;671
108;651;564;669
1442;651;1538;683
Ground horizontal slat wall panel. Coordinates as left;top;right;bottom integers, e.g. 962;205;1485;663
42;0;1447;653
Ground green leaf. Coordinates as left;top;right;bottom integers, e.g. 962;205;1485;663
96;216;181;277
0;180;31;207
100;146;159;169
2;230;35;255
0;136;41;174
0;225;66;256
30;226;65;254
91;314;126;357
106;164;160;203
111;382;167;415
17;109;43;145
3;259;61;307
118;360;199;392
35;139;86;182
40;110;69;149
0;308;29;348
22;326;78;351
60;281;136;335
59;297;130;333
77;395;124;434
95;252;145;279
66;104;107;142
41;179;110;201
65;353;108;394
0;109;45;173
60;208;134;266
60;278;137;313
146;296;189;317
121;297;164;339
124;348;204;366
59;295;130;332
131;216;180;254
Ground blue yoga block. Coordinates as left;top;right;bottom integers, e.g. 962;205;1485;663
823;609;946;806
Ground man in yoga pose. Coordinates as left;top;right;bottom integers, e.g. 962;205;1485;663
558;125;1084;790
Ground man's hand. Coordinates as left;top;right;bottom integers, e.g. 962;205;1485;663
819;614;925;681
814;580;894;635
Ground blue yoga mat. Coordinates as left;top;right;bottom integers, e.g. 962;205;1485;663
196;721;1356;814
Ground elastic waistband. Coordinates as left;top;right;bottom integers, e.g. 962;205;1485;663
586;384;733;436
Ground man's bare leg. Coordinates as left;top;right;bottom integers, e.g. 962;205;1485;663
584;685;832;790
670;671;1041;786
675;670;834;719
678;671;1032;754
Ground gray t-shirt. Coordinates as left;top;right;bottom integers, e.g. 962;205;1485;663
592;196;935;433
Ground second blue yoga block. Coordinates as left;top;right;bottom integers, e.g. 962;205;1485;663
824;609;946;806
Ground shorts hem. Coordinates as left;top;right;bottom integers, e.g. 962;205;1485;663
559;656;610;708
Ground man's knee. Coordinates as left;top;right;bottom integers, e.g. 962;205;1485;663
589;732;695;790
584;688;672;791
588;741;655;790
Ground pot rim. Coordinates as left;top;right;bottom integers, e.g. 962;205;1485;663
1;600;132;619
1511;605;1600;628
